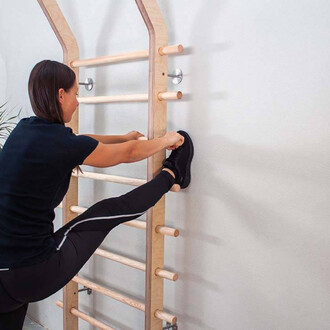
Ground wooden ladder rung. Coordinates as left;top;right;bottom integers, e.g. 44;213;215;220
72;169;180;193
57;203;179;237
73;275;145;311
154;310;177;325
71;205;147;230
72;170;146;186
72;276;177;324
56;301;115;330
77;92;182;104
71;44;183;68
95;248;178;281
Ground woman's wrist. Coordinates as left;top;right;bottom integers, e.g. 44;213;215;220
159;136;169;149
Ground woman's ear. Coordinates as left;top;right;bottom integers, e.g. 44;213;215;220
58;88;65;105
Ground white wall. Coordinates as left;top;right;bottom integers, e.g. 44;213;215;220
1;0;330;329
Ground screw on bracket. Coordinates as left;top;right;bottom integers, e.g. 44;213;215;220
167;68;183;85
79;78;94;91
78;286;92;295
163;322;178;330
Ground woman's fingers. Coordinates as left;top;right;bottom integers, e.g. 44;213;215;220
164;131;185;148
176;135;184;147
136;132;145;139
126;130;145;140
166;135;184;150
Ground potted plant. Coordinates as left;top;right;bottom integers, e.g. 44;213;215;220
0;103;21;152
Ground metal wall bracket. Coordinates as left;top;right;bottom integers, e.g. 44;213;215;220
79;78;94;91
167;68;183;85
78;286;92;295
163;322;178;330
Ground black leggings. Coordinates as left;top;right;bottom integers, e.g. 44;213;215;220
0;171;174;330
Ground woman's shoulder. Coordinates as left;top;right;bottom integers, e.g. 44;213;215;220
21;116;62;125
20;116;71;132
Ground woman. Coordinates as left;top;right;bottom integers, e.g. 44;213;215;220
0;60;193;329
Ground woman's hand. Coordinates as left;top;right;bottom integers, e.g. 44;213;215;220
125;130;145;141
164;131;184;150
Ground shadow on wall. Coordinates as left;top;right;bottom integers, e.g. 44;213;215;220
178;0;228;328
0;55;6;104
173;0;330;325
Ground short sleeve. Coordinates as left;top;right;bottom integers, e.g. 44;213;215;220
63;128;99;169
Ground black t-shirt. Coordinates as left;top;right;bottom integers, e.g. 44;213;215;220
0;116;98;268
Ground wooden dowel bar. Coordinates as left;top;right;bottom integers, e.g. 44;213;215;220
158;91;182;101
73;276;145;311
56;301;115;330
159;44;183;56
69;205;147;230
72;50;148;67
94;248;178;281
69;205;86;214
57;205;178;236
78;94;148;104
122;219;147;230
72;170;146;186
72;276;177;324
156;225;179;237
77;91;181;104
154;310;177;325
95;248;145;271
155;268;178;282
71;44;183;68
161;91;182;100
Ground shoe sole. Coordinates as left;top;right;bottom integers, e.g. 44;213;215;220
177;130;194;189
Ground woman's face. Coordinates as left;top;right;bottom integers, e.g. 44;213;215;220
58;81;79;123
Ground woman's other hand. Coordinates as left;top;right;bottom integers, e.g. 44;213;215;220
125;131;145;141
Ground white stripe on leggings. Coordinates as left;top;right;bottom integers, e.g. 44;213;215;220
56;211;145;251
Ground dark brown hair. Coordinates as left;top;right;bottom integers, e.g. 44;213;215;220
28;60;76;124
28;60;83;174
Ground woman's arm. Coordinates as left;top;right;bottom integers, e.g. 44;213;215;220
81;131;144;144
83;132;183;168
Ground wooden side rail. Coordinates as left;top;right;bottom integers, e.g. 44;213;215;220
37;1;80;328
77;91;182;104
135;0;171;328
56;301;115;330
73;276;177;324
95;248;178;281
39;0;180;328
71;44;183;67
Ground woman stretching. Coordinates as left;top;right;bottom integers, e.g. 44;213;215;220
0;60;194;329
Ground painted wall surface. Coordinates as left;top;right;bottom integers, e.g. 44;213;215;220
1;1;330;329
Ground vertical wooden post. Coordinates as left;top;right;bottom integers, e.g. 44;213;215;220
37;1;79;329
135;1;168;329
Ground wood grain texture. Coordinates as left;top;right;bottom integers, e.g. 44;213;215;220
77;91;181;104
135;0;171;328
58;204;179;236
37;1;79;329
71;44;182;67
94;248;178;281
56;301;115;330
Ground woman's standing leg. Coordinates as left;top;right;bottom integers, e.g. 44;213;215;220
0;303;28;330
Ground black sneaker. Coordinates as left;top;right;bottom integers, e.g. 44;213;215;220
163;130;194;189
